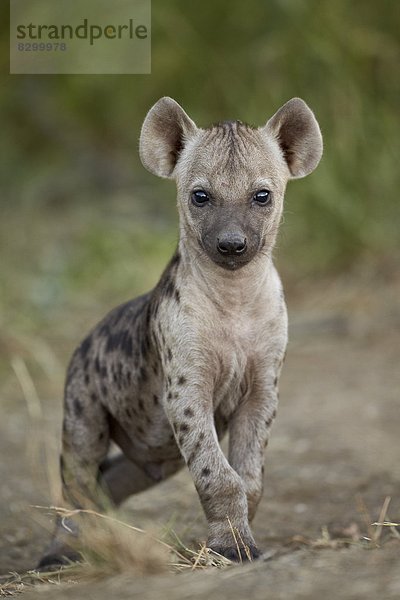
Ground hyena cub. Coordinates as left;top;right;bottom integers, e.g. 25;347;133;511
39;97;322;567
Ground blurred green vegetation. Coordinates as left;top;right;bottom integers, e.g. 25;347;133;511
0;0;399;343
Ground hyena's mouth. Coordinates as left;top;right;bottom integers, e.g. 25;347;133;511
211;253;254;271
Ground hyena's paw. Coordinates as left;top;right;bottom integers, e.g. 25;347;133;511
36;549;82;572
210;543;261;562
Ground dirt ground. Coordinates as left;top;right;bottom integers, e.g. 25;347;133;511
0;278;399;599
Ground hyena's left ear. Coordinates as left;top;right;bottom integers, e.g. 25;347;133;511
139;97;198;178
263;98;323;179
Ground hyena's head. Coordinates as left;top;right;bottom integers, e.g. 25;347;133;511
139;97;322;271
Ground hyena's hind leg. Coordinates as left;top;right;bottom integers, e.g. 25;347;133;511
37;360;111;569
98;453;157;506
99;452;184;506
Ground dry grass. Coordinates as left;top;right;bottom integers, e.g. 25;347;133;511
0;506;233;597
290;495;400;551
35;506;234;574
2;494;399;597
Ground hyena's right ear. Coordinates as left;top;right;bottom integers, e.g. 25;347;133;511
139;97;198;178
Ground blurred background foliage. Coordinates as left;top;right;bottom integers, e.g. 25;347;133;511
0;0;399;346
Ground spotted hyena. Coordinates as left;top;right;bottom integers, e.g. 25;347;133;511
38;96;322;568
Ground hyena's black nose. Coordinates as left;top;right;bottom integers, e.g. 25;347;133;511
217;234;247;256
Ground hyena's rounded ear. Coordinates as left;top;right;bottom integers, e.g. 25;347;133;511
139;97;198;178
264;98;323;179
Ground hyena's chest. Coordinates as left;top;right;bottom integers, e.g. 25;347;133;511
210;318;262;420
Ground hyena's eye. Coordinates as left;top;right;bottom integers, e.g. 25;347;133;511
253;189;272;206
191;189;210;207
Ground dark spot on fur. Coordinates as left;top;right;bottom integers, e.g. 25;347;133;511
137;426;144;435
153;394;159;405
167;376;172;386
167;392;172;401
99;323;111;338
184;407;194;418
98;432;105;441
166;347;172;362
106;330;133;358
202;467;211;477
178;435;185;446
171;252;181;268
94;356;101;374
145;415;152;425
138;399;144;411
274;376;278;386
112;304;126;326
140;335;150;358
101;366;107;378
161;332;166;347
174;288;180;303
164;278;175;299
105;332;117;354
80;335;92;358
199;432;205;441
144;303;151;330
90;393;97;403
266;409;277;427
177;376;186;386
262;465;265;475
139;366;148;383
133;299;147;322
73;398;83;417
152;362;159;375
59;455;66;485
150;298;159;319
180;423;190;433
174;392;179;399
84;374;90;385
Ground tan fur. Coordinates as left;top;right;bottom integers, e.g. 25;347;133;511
38;97;322;568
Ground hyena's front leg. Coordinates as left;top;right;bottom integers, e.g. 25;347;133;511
163;380;258;561
228;355;285;523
